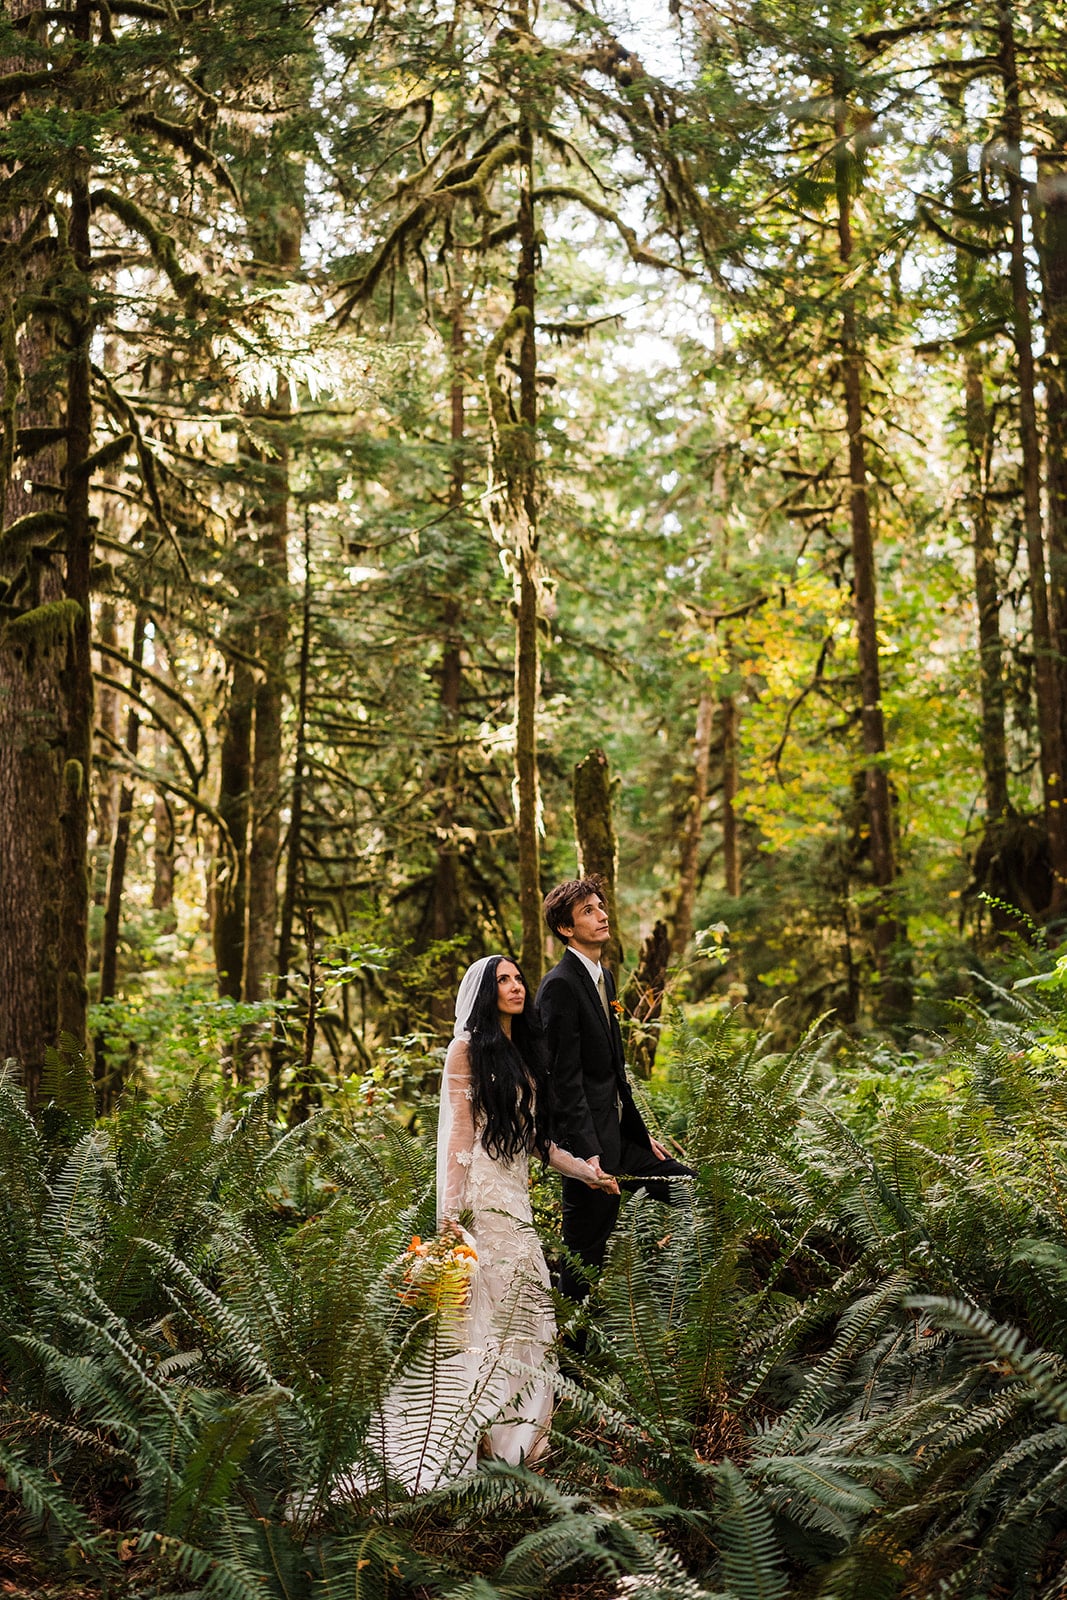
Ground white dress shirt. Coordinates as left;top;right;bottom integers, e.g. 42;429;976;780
570;947;604;986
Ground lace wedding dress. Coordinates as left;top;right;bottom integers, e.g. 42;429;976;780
352;1039;559;1495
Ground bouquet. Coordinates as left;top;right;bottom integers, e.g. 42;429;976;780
398;1229;478;1313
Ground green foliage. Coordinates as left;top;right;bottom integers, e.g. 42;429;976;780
16;987;1067;1594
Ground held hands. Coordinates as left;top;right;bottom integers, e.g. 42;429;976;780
579;1155;620;1195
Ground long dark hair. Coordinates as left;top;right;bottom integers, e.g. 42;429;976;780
465;957;551;1164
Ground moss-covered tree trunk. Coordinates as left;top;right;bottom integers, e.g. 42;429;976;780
244;384;290;1005
485;91;544;984
0;7;94;1097
966;361;1010;824
574;748;622;971
93;599;120;907
721;689;741;896
834;85;908;1016
1038;157;1067;766
213;646;253;1000
98;608;146;1013
997;2;1067;909
429;276;468;1024
670;689;714;960
621;921;670;1080
271;506;312;1100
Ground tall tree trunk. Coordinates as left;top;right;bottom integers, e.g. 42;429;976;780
93;599;120;906
213;648;253;999
997;2;1067;907
0;4;93;1098
513;106;543;985
270;506;312;1100
98;608;146;1009
429;270;467;1025
242;179;300;1005
484;87;544;983
1037;156;1067;758
573;748;622;970
670;690;714;959
721;690;741;896
621;921;670;1080
59;129;94;1062
244;384;289;1004
152;788;176;916
834;86;907;1011
966;361;1011;822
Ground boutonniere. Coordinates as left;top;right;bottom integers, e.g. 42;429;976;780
611;999;625;1017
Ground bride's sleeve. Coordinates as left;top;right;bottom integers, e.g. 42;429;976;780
548;1142;598;1182
437;1041;476;1223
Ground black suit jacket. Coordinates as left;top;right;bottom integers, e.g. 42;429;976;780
535;949;652;1171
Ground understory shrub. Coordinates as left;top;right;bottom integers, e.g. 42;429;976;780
5;978;1067;1596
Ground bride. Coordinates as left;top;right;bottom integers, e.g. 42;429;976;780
361;955;617;1494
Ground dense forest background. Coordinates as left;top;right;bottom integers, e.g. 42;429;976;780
7;0;1067;1107
13;4;1067;1598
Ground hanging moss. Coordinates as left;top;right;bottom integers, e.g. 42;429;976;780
2;598;82;653
0;509;68;561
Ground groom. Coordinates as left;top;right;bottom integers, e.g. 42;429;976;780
535;876;695;1301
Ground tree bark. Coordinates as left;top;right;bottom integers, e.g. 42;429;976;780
834;87;907;1010
428;269;467;1024
997;1;1067;906
59;129;94;1062
0;3;94;1097
721;690;741;896
98;608;146;1009
966;362;1011;822
1037;156;1067;758
243;387;289;1005
621;920;670;1079
484;85;544;984
513;107;543;985
93;600;120;906
270;506;312;1100
152;786;176;916
213;648;253;1000
573;748;622;970
670;690;714;959
241;175;300;1006
947;111;1010;825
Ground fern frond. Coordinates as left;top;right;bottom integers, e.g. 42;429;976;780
710;1459;788;1600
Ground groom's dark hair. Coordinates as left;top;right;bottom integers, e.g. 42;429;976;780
543;876;606;942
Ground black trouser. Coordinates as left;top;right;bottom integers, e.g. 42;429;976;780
559;1146;696;1302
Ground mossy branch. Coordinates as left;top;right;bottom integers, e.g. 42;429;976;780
0;509;69;561
89;189;204;308
93;734;239;878
533;185;687;274
0;65;72;109
74;431;135;481
95;637;210;778
15;427;66;458
335;141;522;319
1;597;81;652
128;113;240;203
91;366;191;582
483;306;532;445
93;669;202;790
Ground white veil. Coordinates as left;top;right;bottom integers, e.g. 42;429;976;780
436;956;498;1222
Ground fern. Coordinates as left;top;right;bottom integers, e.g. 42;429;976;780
710;1460;788;1600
